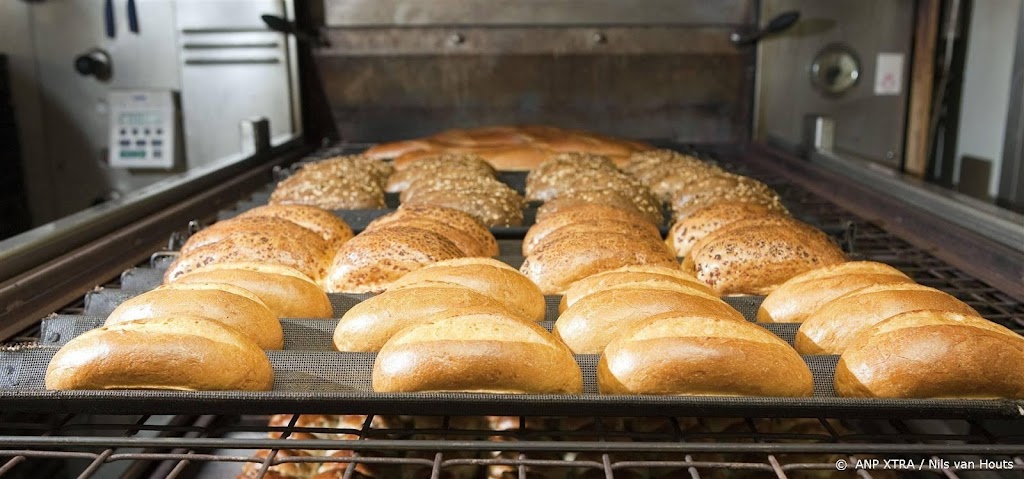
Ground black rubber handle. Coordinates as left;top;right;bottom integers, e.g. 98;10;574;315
261;14;330;47
127;0;139;34
731;10;800;46
103;0;115;38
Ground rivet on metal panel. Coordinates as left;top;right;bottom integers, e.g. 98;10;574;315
448;33;465;46
592;32;607;44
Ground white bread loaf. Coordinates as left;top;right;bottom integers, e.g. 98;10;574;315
558;265;713;313
170;262;332;318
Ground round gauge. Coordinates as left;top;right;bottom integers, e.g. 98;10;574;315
810;44;861;96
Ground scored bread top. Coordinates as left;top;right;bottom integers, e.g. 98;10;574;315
237;204;354;249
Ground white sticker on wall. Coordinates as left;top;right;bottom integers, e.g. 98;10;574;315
874;53;904;95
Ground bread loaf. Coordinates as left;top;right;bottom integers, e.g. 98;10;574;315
164;228;333;284
558;265;714;313
834;310;1024;398
295;154;393;188
525;152;618;201
170;262;332;318
554;289;745;353
666;202;787;257
324;226;465;293
523;219;663;256
534;190;663;226
179;216;330;257
523;204;654;255
333;285;521;352
794;283;978;354
758;261;913;323
687;217;846;296
106;283;283;350
598;313;813;396
45;316;274;391
270;172;385;210
366;205;498;257
372;310;583;393
402;186;524;227
237;204;354;250
520;233;678;294
386;153;495;192
670;173;785;222
388;257;545;322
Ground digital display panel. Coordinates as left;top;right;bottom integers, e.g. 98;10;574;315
118;112;162;126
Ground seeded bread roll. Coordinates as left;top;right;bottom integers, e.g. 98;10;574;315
402;185;525;227
523;204;653;255
236;204;354;250
524;219;664;256
558;265;713;313
622;149;716;184
758;261;914;323
520;233;678;294
45;316;274;391
296;154;394;188
388;257;545;322
366;205;498;257
666;202;788;257
164;228;333;284
598;313;814;396
270;172;386;210
386;153;496;193
401;174;509;203
795;283;978;354
179;216;330;257
834;310;1024;399
333;284;521;352
525;152;618;201
170;262;332;318
535;190;663;226
670;173;786;222
554;289;745;353
372;310;583;394
324;226;465;293
106;283;283;350
687;217;847;296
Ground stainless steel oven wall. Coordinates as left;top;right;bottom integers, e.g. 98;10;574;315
755;0;915;168
314;0;756;143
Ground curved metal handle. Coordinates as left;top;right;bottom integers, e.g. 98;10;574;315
731;10;800;46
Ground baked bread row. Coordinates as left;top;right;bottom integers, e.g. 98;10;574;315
270;155;393;210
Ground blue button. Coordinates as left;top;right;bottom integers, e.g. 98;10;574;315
135;140;146;147
119;140;130;147
151;139;163;147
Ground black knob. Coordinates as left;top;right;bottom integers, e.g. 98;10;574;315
74;50;112;81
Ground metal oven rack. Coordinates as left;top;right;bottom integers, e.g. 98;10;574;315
0;144;1022;479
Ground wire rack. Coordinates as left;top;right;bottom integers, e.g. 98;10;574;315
1;144;1022;478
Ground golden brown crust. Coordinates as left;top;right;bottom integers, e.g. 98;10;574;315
520;233;678;294
523;219;663;256
666;202;787;257
324;226;466;293
758;261;913;323
365;139;439;160
598;313;813;396
795;283;978;354
295;154;394;188
559;266;714;313
834;310;1024;398
333;285;520;352
554;289;744;353
45;317;274;391
386;153;496;192
670;173;786;223
388;257;545;322
534;190;663;226
270;171;385;210
523;204;654;255
372;312;583;394
170;262;332;318
525;152;619;201
237;204;354;251
165;228;332;284
402;185;524;227
180;216;330;257
367;205;498;256
689;217;847;296
106;283;283;350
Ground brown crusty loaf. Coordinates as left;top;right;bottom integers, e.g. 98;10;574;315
523;219;664;257
402;184;524;227
687;216;847;296
666;201;789;257
520;232;678;294
388;257;546;322
400;173;508;203
106;283;283;350
523;204;654;255
270;172;385;210
333;284;520;352
372;310;583;393
534;190;663;226
386;152;496;193
599;313;813;396
324;226;466;293
170;262;332;318
670;173;786;222
179;216;330;257
236;204;354;250
834;310;1024;399
525;152;619;201
795;283;978;355
45;316;274;391
623;150;726;202
758;261;914;323
365;205;498;257
164;228;333;284
554;288;745;354
558;265;714;313
294;154;394;188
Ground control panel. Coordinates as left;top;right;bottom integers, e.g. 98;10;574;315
108;90;177;169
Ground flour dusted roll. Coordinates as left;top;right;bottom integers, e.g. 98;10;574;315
834;310;1024;398
687;216;846;296
520;233;678;294
164;228;333;284
45;316;274;391
554;288;744;354
106;283;283;350
666;201;788;257
373;310;583;393
598;313;813;396
170;262;332;318
324;226;465;293
236;204;354;250
558;265;714;313
388;258;545;322
523;219;664;256
334;285;520;352
366;205;498;257
179;216;330;257
795;283;978;354
758;261;913;323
